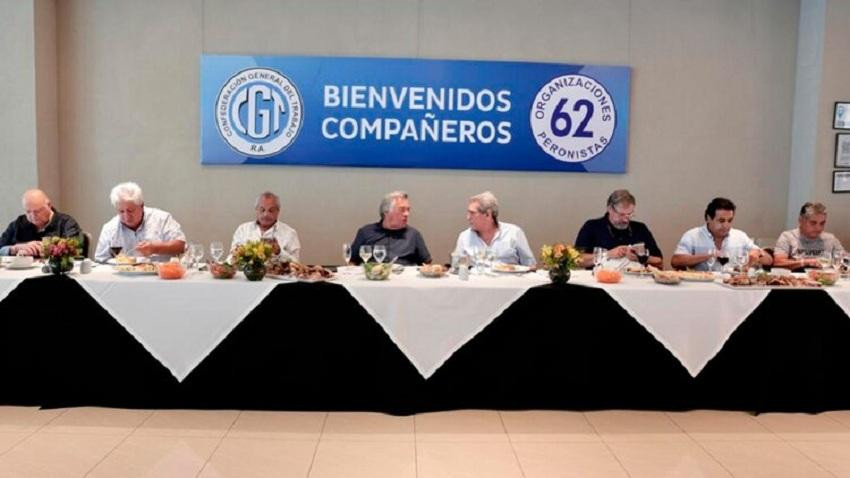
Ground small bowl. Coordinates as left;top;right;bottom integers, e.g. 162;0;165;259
419;264;447;278
9;256;34;268
595;268;623;284
364;262;391;280
210;262;236;279
808;269;839;286
157;261;186;280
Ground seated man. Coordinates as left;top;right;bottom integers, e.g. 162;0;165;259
453;191;536;266
773;202;844;271
574;189;662;268
94;182;186;262
0;189;81;256
350;191;431;266
231;191;301;261
671;197;769;271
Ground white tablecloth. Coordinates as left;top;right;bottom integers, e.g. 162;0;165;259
0;274;27;302
570;271;771;377
73;268;279;381
338;267;548;378
4;264;847;382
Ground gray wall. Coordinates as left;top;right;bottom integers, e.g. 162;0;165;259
814;0;850;239
5;0;815;264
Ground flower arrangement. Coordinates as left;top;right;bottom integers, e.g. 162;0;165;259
540;243;582;284
41;236;82;275
231;240;274;281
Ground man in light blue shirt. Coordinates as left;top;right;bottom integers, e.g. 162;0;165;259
453;191;536;267
671;197;768;271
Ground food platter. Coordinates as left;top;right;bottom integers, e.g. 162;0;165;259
720;273;829;289
624;266;653;276
677;271;716;282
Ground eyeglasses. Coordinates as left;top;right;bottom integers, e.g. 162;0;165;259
609;207;635;219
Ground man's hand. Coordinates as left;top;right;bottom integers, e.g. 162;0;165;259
608;245;630;259
134;241;156;257
13;241;42;257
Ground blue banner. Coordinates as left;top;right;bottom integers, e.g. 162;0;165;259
201;55;630;173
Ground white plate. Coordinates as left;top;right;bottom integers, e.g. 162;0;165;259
5;263;40;270
266;274;297;282
113;270;157;276
491;263;531;273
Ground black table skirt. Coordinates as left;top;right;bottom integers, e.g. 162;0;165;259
2;275;850;414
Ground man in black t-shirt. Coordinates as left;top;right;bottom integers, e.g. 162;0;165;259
349;191;431;266
574;189;662;269
0;189;81;257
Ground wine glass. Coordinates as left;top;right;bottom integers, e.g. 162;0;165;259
704;248;717;272
735;247;750;273
342;243;352;264
359;245;372;264
716;249;729;272
474;247;487;275
592;247;607;274
373;244;387;263
109;245;123;259
190;243;204;271
833;250;845;271
635;249;650;270
209;241;224;263
484;248;495;274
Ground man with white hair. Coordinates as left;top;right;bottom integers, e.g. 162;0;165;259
453;191;536;266
772;202;844;271
349;191;431;266
0;189;81;256
230;191;301;261
94;182;186;262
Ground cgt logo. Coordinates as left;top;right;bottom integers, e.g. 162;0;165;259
215;68;303;157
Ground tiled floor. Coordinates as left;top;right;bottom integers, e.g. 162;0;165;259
1;407;850;477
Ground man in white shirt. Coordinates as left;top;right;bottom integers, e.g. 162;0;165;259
453;191;536;266
94;182;186;262
671;197;769;271
230;191;300;261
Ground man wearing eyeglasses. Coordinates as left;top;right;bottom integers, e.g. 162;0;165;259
574;189;663;268
0;189;82;256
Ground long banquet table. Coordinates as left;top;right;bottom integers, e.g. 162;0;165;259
2;264;850;414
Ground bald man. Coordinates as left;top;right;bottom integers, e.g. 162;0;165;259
0;189;81;256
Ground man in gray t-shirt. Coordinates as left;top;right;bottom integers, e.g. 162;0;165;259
773;202;844;271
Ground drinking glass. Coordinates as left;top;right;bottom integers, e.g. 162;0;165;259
359;245;372;264
209;241;224;263
818;253;833;269
592;247;607;274
373;244;387;263
342;243;352;264
735;247;750;273
484;248;495;274
704;248;716;271
716;249;729;272
474;247;487;275
189;243;204;271
636;249;650;270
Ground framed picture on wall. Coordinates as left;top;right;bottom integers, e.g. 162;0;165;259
837;134;850;168
833;171;850;193
835;102;850;129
